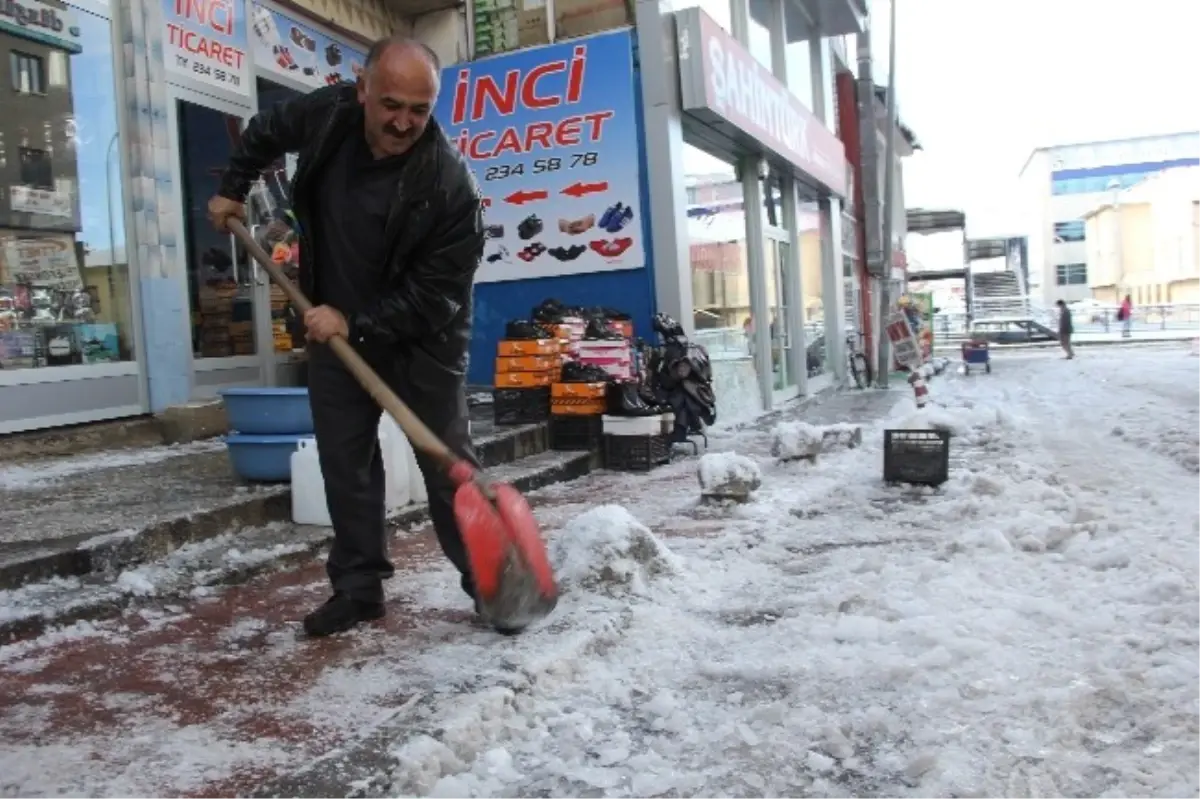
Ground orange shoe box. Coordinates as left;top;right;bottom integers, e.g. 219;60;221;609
551;381;608;400
496;354;560;373
495;369;558;388
551;399;607;416
498;339;560;357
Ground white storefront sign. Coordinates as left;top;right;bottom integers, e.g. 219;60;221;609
162;0;250;95
0;0;82;53
9;186;73;218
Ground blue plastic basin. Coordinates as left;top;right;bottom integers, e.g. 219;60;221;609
219;387;313;435
225;433;309;482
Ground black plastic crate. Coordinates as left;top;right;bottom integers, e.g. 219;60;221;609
604;433;671;472
493;387;550;425
883;429;950;487
549;414;604;451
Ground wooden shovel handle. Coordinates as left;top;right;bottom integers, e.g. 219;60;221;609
228;218;459;473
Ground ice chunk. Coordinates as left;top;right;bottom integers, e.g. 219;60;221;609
771;421;825;461
550;505;677;596
697;452;762;502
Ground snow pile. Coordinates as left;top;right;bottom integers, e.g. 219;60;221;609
771;421;864;461
893;398;1015;444
697;452;762;502
1111;423;1199;474
550;505;677;596
770;421;824;461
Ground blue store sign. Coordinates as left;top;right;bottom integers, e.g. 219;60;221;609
437;29;646;284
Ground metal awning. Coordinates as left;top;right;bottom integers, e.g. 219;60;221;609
906;208;966;235
751;0;866;42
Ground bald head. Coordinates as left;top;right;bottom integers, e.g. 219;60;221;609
357;36;441;159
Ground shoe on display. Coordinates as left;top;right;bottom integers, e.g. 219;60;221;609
517;214;544;240
485;224;505;239
583;318;624;341
548;244;587;262
603;205;634;234
532;298;568;324
598;202;622;231
486;245;509;263
505;319;555;340
587;238;634;258
561;361;612;383
607;382;659;417
558;214;596;235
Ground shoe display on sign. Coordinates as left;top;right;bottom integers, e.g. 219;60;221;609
517;242;547;262
517;215;544;240
486;245;509;264
548;244;587;262
588;238;634;258
485;224;505;239
558;214;596;235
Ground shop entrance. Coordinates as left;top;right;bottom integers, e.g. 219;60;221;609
166;87;275;397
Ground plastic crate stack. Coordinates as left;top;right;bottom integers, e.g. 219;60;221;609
548;381;607;451
493;337;562;425
603;413;673;472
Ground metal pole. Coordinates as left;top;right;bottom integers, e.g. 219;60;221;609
875;0;899;388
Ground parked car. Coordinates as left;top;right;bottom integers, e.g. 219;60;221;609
1068;298;1109;324
967;319;1058;345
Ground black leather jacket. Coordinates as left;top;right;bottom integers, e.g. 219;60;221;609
218;83;484;371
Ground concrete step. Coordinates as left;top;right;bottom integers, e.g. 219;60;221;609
0;446;597;643
0;421;549;593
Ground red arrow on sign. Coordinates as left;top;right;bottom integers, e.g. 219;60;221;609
504;189;548;205
561;181;609;198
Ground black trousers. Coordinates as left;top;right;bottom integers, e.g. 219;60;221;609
307;341;480;604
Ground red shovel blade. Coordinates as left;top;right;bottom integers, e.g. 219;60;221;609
454;478;558;632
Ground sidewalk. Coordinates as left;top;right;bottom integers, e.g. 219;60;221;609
0;388;902;798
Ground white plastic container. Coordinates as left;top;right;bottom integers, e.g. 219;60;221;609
392;426;427;504
290;422;414;526
291;437;332;526
378;416;412;513
602;413;669;436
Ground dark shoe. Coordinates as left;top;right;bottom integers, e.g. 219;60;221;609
517;215;543;240
561;361;611;383
583;318;624;341
532;298;568;324
607;382;657;416
302;594;385;637
506;319;554;339
485;224;505;239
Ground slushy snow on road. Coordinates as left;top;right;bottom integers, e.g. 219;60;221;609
391;346;1199;798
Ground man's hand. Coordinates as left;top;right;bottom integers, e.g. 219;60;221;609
305;305;349;343
208;195;246;233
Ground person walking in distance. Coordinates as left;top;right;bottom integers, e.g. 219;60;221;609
1118;293;1133;338
1056;299;1075;359
207;36;490;637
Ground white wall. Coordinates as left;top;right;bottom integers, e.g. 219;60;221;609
413;7;469;66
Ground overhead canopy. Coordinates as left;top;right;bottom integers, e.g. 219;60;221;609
906;208;966;235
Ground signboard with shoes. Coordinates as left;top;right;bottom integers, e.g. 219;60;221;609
248;2;367;91
437;29;646;283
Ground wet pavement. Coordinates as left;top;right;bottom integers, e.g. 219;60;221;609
0;388;905;798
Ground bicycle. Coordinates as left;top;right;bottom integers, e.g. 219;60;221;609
846;331;873;389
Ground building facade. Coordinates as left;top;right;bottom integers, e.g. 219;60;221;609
1082;165;1200;306
0;0;864;433
1017;131;1200;306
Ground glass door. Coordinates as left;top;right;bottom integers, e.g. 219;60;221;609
764;236;795;390
166;87;273;397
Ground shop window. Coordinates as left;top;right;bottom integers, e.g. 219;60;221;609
796;200;826;376
683;142;759;400
19;148;54;190
1055;263;1088;286
10;51;44;94
1053;220;1085;243
0;9;136;370
748;16;773;70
